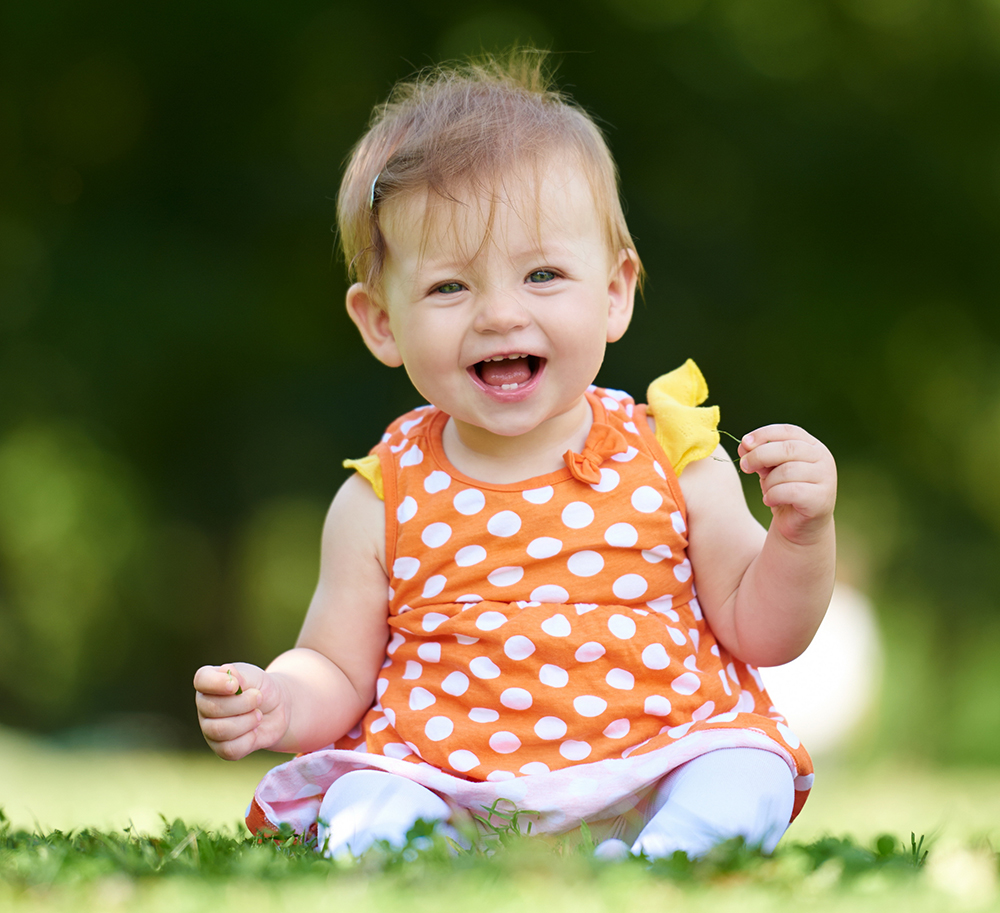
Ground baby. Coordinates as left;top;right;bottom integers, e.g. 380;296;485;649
194;54;837;860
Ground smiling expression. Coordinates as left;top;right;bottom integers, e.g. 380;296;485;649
347;157;637;459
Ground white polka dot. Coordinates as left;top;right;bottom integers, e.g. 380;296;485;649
653;460;666;479
488;566;524;587
539;664;569;687
606;668;635;690
403;661;422;680
642;545;672;563
642;643;670;669
674;559;692;583
671;672;701;695
456;594;482;603
534;717;567;740
644;695;672;716
455;634;479;645
526;537;562;559
671;511;687;534
667;627;686;645
575;642;606;662
601;396;620;411
611;446;638;462
370;716;389;733
470;656;501;679
504;635;535;660
613;574;648;600
425;716;454;741
575;603;598;614
387;632;405;655
500;687;533;710
567;550;604;577
608;614;637;639
469;707;500;723
396;496;418;523
455;545;487;567
489;731;521;754
777;722;801;749
423;470;451;494
449;750;480;772
692;700;716;722
668;722;694;739
631;486;663;513
603;719;631;739
646;594;676;617
487;510;522;537
623;422;637;434
383;743;413;759
393;557;420;580
400;416;424;435
422;612;449;632
408;687;436;710
561;501;595;529
520;762;550;775
453;488;486;515
523;486;554;504
573;695;607;717
441;671;469;695
421;522;452;548
590;468;620;493
421;575;446;599
399;445;424;467
604;522;638;547
487;770;515;781
560;740;592;761
532;585;570;604
417;643;441;662
541;613;572;636
376;677;388;698
384;707;395;726
475;611;507;631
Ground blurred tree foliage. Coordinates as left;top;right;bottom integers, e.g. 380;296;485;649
1;0;999;759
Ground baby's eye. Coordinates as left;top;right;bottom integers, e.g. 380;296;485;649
527;269;557;284
434;281;464;295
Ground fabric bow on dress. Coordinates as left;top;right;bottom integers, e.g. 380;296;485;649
563;422;629;484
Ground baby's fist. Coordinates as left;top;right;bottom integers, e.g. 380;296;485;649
737;424;836;544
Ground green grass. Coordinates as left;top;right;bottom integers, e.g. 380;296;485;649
4;726;1000;911
0;808;954;913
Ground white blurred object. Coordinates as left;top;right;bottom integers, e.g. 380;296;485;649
759;582;882;755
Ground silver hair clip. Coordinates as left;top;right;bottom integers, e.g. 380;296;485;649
368;172;380;211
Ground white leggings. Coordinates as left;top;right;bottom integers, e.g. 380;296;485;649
316;748;794;859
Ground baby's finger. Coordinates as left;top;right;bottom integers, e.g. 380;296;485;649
739;438;821;475
193;665;240;696
740;424;819;451
195;687;262;720
199;707;263;748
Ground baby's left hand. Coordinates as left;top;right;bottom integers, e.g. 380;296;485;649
737;424;837;546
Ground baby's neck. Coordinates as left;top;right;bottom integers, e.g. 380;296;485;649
442;399;593;484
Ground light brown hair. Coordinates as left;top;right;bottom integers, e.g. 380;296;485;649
336;50;642;299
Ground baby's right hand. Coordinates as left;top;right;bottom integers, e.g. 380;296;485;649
193;662;287;760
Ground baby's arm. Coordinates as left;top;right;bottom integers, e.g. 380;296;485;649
194;473;389;759
678;424;836;667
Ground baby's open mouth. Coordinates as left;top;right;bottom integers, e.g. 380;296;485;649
474;353;542;390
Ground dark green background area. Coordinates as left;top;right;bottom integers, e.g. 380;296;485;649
2;0;999;760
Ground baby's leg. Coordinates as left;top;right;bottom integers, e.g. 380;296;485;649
631;748;794;859
316;769;457;857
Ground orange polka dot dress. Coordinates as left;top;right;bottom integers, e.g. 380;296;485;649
247;365;813;838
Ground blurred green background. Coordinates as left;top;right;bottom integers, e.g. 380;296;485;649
1;0;999;764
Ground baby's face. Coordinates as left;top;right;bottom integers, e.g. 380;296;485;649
357;159;636;444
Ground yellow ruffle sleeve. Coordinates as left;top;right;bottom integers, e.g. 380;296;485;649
646;359;721;476
342;454;384;501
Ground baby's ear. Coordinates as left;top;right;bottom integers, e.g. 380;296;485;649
606;249;638;344
346;283;403;367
